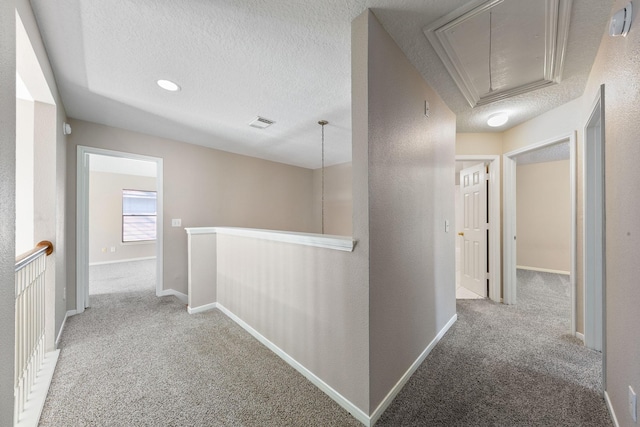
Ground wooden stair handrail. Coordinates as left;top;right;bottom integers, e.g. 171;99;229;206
15;241;54;271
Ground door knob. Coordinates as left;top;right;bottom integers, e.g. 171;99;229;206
458;232;464;236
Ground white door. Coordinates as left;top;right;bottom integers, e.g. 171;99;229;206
460;163;488;297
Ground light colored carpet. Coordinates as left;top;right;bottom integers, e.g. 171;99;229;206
377;269;611;426
42;263;612;426
41;260;361;426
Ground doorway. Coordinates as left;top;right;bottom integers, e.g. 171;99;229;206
454;155;501;302
87;154;159;299
76;146;164;313
503;133;577;335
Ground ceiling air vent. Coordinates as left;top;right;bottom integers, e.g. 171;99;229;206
249;116;275;129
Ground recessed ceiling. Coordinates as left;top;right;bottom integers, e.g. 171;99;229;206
424;0;572;107
29;0;612;169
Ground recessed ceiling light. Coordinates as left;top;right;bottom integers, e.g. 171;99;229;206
487;112;508;127
157;79;180;92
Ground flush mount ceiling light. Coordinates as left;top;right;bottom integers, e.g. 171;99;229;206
610;2;633;37
157;79;180;91
487;112;509;127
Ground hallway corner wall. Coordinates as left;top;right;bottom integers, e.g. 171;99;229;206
354;9;457;414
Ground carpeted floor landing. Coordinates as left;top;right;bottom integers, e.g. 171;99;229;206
41;263;612;426
377;269;611;426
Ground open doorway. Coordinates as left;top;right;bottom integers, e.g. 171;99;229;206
87;154;158;300
503;133;577;334
76;146;164;313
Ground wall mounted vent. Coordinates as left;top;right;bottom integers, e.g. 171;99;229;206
249;116;276;129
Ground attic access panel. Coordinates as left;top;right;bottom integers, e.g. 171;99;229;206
424;0;572;107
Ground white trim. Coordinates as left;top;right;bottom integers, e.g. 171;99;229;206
575;332;584;342
76;146;164;313
455;155;501;303
187;302;218;314
503;132;577;338
583;85;605;356
15;349;60;427
55;310;76;348
158;289;188;304
204;227;356;252
503;154;517;305
369;313;458;426
216;303;372;426
424;0;572;108
570;131;577;337
516;265;570;275
184;227;217;235
604;391;620;427
89;256;156;267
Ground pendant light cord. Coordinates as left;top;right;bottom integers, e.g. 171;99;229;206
318;120;328;235
489;10;494;93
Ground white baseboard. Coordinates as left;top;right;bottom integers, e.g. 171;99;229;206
575;332;585;342
89;256;156;267
157;289;188;304
55;310;77;348
516;265;570;275
216;303;372;426
15;349;60;427
187;302;218;314
369;313;458;426
604;390;620;427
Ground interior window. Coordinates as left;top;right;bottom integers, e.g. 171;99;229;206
122;189;157;242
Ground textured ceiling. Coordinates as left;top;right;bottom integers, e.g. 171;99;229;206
29;0;612;169
424;0;571;107
514;141;570;165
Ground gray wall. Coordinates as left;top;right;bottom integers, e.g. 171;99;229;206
89;172;157;264
353;10;457;412
584;1;640;423
0;1;16;424
3;2;69;423
15;0;70;349
66;119;317;305
312;162;353;236
216;234;370;412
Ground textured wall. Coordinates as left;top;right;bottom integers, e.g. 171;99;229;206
312;162;353;236
456;132;504;155
16;98;35;254
360;11;457;412
583;1;640;424
0;1;16;423
216;234;369;412
16;0;69;345
502;98;582;153
33;101;58;351
66;119;317;303
89;172;157;264
186;233;216;309
503;93;584;333
516;160;571;272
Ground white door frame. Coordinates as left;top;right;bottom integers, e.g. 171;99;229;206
455;155;501;302
76;146;164;313
583;84;605;360
503;133;577;336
